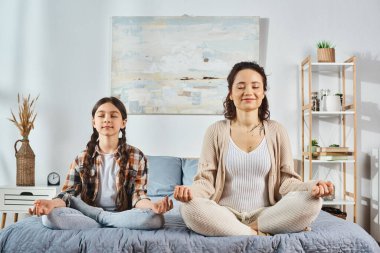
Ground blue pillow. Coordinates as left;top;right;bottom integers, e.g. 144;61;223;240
146;156;183;197
181;158;199;186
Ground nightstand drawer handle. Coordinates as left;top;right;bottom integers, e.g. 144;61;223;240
20;192;33;196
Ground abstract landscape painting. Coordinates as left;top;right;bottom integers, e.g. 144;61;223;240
111;16;259;114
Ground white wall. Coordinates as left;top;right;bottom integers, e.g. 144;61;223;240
1;0;379;232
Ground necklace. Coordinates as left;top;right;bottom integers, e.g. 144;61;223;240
248;122;261;133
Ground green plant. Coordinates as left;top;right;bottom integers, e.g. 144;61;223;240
311;139;320;147
317;40;335;49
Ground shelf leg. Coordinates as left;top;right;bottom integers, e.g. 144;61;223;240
1;213;6;229
13;213;18;223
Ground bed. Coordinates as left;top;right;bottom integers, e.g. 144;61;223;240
0;203;379;252
1;156;379;252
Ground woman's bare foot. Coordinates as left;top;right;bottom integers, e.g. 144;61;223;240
250;228;258;235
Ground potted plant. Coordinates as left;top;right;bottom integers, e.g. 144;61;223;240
305;139;320;159
310;138;320;153
317;40;335;62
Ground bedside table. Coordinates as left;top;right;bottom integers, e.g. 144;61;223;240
0;186;57;228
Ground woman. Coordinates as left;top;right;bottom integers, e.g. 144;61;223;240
29;97;172;229
174;62;334;236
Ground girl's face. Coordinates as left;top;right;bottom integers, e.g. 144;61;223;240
230;69;265;113
92;102;126;138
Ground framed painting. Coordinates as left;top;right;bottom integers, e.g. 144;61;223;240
111;16;260;114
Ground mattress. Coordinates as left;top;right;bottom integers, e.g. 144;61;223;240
0;207;378;253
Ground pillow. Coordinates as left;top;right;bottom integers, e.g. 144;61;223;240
146;156;183;197
181;158;199;186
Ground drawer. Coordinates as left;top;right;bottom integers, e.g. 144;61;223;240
4;193;45;205
0;187;57;212
2;188;56;196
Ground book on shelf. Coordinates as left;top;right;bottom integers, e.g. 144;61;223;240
316;147;350;152
315;155;353;161
313;151;354;156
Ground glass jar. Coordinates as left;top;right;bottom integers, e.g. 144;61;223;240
311;92;320;111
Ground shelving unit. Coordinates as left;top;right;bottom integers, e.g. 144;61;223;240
301;56;357;222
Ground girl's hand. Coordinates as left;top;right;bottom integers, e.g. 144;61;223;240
28;199;57;216
174;185;193;202
311;181;334;198
151;196;173;214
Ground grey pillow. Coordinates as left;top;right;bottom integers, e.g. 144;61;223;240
181;158;199;186
147;156;183;197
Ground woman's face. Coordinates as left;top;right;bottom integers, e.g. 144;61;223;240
229;69;265;113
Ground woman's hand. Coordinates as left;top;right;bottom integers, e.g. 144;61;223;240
28;199;65;216
311;181;334;198
174;185;193;202
151;196;173;214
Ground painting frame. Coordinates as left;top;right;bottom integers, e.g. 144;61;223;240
111;16;260;115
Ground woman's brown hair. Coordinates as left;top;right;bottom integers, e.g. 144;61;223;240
223;61;270;121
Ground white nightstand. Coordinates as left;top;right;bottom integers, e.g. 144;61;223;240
0;186;57;228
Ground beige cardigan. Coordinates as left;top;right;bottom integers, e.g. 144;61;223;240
191;120;317;205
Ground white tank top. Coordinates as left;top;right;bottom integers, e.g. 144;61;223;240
219;137;271;212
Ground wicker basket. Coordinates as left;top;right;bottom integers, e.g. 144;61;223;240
317;48;335;62
14;139;35;186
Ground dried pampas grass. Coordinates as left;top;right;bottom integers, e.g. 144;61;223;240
9;94;39;139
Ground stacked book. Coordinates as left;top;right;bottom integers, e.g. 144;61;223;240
313;147;353;161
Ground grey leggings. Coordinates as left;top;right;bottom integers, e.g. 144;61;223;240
180;191;322;236
42;197;164;230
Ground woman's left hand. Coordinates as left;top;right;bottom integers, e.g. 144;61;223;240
152;196;173;214
311;180;334;198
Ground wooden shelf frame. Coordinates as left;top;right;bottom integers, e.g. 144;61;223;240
300;56;357;222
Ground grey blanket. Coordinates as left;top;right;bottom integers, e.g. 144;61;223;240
0;209;378;253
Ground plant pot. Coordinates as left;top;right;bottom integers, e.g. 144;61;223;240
307;145;318;153
307;145;319;158
317;48;335;62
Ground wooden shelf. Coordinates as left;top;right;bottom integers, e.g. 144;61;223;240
304;111;355;117
305;159;355;164
323;199;355;206
302;62;354;72
301;55;357;222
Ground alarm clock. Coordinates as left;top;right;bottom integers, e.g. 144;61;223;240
47;172;60;186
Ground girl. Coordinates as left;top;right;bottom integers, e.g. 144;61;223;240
174;62;334;236
29;97;173;229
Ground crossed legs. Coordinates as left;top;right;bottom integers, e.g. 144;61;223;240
42;197;164;230
180;191;322;236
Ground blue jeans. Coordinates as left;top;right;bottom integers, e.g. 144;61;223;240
42;206;164;230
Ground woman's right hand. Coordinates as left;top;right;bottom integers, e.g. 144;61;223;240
28;199;65;216
174;185;193;202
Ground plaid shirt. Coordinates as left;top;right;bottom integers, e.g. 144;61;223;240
56;144;149;209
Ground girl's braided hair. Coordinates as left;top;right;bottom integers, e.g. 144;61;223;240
80;97;130;211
